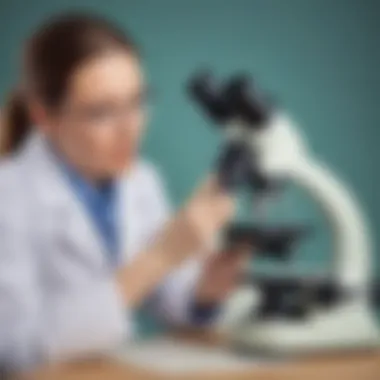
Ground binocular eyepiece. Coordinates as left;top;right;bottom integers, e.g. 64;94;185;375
187;71;272;126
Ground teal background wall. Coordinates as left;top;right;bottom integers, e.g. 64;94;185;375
0;1;378;276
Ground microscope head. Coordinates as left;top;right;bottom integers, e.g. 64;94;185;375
187;71;272;127
188;70;311;194
187;71;233;124
223;74;272;127
187;70;286;194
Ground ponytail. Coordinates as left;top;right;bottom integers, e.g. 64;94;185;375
1;90;31;156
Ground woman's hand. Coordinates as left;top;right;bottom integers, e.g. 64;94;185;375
186;175;236;240
117;174;236;308
154;175;236;265
194;245;252;306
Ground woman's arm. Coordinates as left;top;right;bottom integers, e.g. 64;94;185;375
127;166;229;325
116;174;234;309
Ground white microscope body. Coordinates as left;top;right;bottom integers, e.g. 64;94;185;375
222;112;380;354
187;71;379;354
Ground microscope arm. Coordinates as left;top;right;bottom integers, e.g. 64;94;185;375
290;158;372;290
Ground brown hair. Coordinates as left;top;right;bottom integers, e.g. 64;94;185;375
1;12;137;156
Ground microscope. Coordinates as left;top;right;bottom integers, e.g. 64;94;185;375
187;71;380;355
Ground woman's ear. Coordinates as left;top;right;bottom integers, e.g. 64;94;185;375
28;98;54;134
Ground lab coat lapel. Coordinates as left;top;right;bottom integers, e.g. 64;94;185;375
22;133;108;270
118;161;158;263
117;166;141;263
117;176;130;262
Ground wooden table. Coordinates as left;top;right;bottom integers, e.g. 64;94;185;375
28;330;380;380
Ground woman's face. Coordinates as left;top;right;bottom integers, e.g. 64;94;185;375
39;50;147;179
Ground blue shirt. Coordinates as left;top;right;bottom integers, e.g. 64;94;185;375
56;157;120;267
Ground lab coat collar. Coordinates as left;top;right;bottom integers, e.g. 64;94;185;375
19;132;134;268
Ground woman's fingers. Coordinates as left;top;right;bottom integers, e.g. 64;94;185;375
156;174;236;267
185;199;235;248
190;174;236;226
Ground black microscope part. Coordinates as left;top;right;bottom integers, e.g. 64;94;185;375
187;70;276;194
371;282;380;308
250;277;348;321
224;224;312;260
187;71;273;127
243;273;380;321
256;281;311;321
215;142;253;191
247;168;275;194
187;71;234;124
224;74;272;127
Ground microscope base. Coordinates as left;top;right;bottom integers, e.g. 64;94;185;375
231;302;380;356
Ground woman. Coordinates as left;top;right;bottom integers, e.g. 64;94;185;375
0;13;249;371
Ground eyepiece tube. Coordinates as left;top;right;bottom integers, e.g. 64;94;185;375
187;71;233;124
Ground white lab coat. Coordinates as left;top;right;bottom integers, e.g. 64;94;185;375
0;132;203;370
